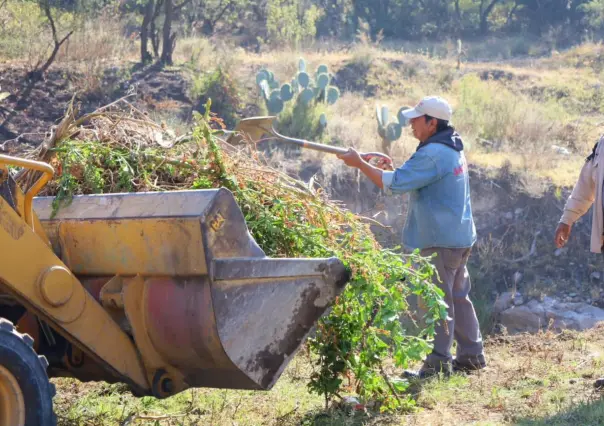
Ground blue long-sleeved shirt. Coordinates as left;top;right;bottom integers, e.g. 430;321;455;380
381;129;476;250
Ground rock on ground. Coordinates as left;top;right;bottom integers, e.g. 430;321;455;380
500;296;604;333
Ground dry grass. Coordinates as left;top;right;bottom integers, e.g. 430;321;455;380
406;325;604;425
52;326;604;425
54;10;137;66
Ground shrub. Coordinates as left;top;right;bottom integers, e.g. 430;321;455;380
191;66;242;128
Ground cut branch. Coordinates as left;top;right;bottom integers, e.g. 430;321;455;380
504;231;541;263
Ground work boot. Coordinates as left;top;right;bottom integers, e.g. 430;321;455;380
594;378;604;390
403;362;452;380
453;354;487;373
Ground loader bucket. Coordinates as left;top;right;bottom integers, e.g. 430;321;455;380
32;188;350;391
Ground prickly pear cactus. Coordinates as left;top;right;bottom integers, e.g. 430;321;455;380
254;58;342;132
376;104;411;153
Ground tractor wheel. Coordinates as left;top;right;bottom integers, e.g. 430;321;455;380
0;317;56;426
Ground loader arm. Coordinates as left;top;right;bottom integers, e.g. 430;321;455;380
0;156;149;393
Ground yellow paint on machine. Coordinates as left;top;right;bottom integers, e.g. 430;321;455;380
57;219;207;276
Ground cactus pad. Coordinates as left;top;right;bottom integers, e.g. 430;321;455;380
319;113;328;127
397;106;411;127
317;73;330;89
386;122;402;141
259;80;271;100
326;87;340;105
269;89;281;103
298;72;310;88
299;88;314;105
256;69;269;85
317;64;329;75
267;98;284;114
280;84;294;102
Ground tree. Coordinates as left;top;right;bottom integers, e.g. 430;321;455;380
159;0;192;65
28;0;74;80
479;0;502;34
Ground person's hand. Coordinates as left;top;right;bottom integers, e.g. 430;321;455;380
555;222;571;248
337;147;364;168
362;153;394;171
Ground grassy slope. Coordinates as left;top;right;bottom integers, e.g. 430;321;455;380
54;325;604;425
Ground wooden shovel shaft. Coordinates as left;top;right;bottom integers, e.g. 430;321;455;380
269;127;348;155
268;127;391;166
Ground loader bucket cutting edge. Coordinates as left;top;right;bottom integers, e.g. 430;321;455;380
32;188;351;393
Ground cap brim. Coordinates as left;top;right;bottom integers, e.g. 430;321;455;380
401;108;424;119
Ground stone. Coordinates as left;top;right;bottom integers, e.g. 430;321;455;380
551;145;570;155
569;292;577;297
504;212;514;220
555;247;568;257
513;293;524;305
592;272;601;280
499;297;604;334
500;301;546;333
494;292;515;313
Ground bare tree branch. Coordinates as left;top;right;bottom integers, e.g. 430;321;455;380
30;0;74;79
211;0;234;28
174;0;193;12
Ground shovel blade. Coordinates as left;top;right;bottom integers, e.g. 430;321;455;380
226;116;277;145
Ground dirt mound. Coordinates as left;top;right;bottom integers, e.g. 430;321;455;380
0;66;97;147
334;62;377;97
0;63;195;149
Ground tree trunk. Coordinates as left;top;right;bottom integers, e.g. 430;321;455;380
140;0;154;64
30;0;73;80
480;0;500;35
160;0;173;65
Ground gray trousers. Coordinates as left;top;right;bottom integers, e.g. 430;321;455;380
419;247;485;370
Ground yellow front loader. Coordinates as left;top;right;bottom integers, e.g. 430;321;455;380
0;154;350;426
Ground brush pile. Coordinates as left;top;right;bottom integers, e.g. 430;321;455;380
14;97;447;412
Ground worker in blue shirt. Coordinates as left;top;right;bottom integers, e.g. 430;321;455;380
338;96;486;378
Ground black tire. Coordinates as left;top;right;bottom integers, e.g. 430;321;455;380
0;317;56;426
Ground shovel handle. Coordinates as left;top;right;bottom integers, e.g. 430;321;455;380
270;127;348;155
269;127;394;170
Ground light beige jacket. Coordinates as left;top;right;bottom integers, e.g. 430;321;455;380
560;136;604;253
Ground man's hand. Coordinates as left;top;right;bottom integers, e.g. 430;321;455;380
362;153;394;171
554;222;571;248
337;148;364;168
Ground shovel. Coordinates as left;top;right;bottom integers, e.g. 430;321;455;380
225;116;394;170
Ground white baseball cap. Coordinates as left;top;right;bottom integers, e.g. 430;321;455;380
401;96;452;121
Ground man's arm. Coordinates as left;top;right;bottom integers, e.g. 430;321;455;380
358;161;384;189
337;148;384;188
560;158;596;225
337;147;439;193
555;156;596;248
